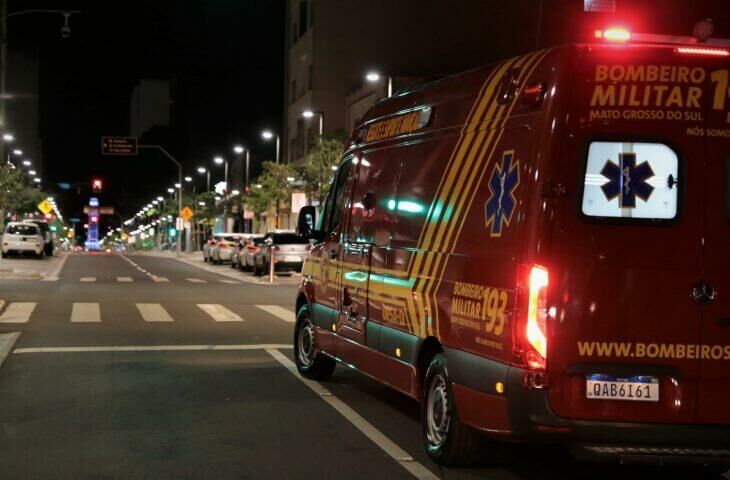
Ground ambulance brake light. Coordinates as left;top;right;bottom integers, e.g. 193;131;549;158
675;47;730;57
526;266;548;362
515;264;549;372
595;27;631;42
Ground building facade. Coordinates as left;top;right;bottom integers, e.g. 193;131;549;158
283;0;730;164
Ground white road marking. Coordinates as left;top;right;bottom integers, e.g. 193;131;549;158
152;276;169;282
255;305;295;323
42;254;69;281
266;349;437;480
0;332;21;368
219;279;241;284
136;303;174;322
80;277;96;282
117;277;133;282
14;344;293;354
0;302;36;323
186;278;206;283
71;303;101;323
197;304;243;322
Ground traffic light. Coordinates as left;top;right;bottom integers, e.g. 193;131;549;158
92;178;103;192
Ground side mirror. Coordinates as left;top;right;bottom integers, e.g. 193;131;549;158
297;206;320;240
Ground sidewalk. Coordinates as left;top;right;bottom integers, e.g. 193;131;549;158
0;252;68;281
130;250;302;286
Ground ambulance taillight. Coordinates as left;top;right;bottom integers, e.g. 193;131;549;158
515;265;549;374
594;27;631;42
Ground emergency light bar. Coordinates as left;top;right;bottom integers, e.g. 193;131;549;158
595;26;730;48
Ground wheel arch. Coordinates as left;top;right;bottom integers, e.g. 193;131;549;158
416;336;443;391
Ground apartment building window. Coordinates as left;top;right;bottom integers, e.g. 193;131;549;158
298;1;308;37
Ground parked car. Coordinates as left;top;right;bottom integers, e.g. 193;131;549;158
202;234;221;262
253;231;309;275
242;236;266;271
211;233;256;265
23;219;54;256
232;234;264;270
2;222;45;258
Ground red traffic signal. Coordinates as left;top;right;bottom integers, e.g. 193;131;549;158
92;178;103;192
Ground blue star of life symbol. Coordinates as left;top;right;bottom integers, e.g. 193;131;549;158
485;150;520;237
600;153;655;208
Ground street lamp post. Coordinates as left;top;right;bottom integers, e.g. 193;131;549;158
365;71;393;97
139;144;183;258
261;130;280;164
197;166;210;192
302;110;324;140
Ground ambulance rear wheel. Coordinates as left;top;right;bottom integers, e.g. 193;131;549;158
294;305;335;380
421;353;479;466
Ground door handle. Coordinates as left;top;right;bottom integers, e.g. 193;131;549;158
717;318;730;326
329;250;337;260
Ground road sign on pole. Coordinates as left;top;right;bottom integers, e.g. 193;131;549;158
37;199;53;215
101;137;138;155
180;207;194;221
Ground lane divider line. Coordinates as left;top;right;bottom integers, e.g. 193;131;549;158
14;344;293;354
186;278;207;283
255;305;295;323
0;332;21;368
0;302;36;323
117;277;133;283
79;277;96;282
42;253;69;281
266;349;438;480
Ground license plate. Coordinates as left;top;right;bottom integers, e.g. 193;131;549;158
586;374;659;402
284;255;301;262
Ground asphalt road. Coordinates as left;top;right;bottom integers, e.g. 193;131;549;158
0;252;726;479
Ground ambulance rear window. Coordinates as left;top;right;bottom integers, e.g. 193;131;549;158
581;141;679;220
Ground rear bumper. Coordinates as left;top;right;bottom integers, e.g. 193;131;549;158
446;348;730;465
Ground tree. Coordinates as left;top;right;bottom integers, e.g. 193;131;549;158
246;161;295;228
0;164;47;221
294;132;347;206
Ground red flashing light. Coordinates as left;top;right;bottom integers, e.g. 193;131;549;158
595;27;631;42
90;216;98;223
675;47;730;57
514;265;549;372
92;178;103;192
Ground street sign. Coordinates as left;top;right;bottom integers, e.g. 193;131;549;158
99;207;115;215
180;207;194;221
101;136;138;155
37;199;53;215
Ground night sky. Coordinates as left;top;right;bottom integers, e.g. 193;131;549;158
8;0;284;224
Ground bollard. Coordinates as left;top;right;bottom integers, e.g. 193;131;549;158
268;244;275;283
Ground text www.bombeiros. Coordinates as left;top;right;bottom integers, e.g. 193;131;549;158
578;341;730;360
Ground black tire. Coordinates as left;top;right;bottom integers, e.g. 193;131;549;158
421;353;480;467
293;305;335;380
36;250;45;259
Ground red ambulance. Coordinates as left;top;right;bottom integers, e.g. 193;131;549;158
294;23;730;467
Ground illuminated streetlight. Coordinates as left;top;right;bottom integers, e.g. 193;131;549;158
174;183;181;188
28;170;36;175
214;156;224;165
301;110;324;138
33;177;41;183
197;166;206;173
152;200;159;205
156;196;163;202
231;189;240;196
22;160;31;166
12;149;21;155
167;188;174;193
184;176;192;182
365;71;393;97
261;129;280;164
3;133;14;142
233;145;244;154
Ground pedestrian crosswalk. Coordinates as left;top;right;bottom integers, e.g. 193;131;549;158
0;301;292;325
71;276;241;284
